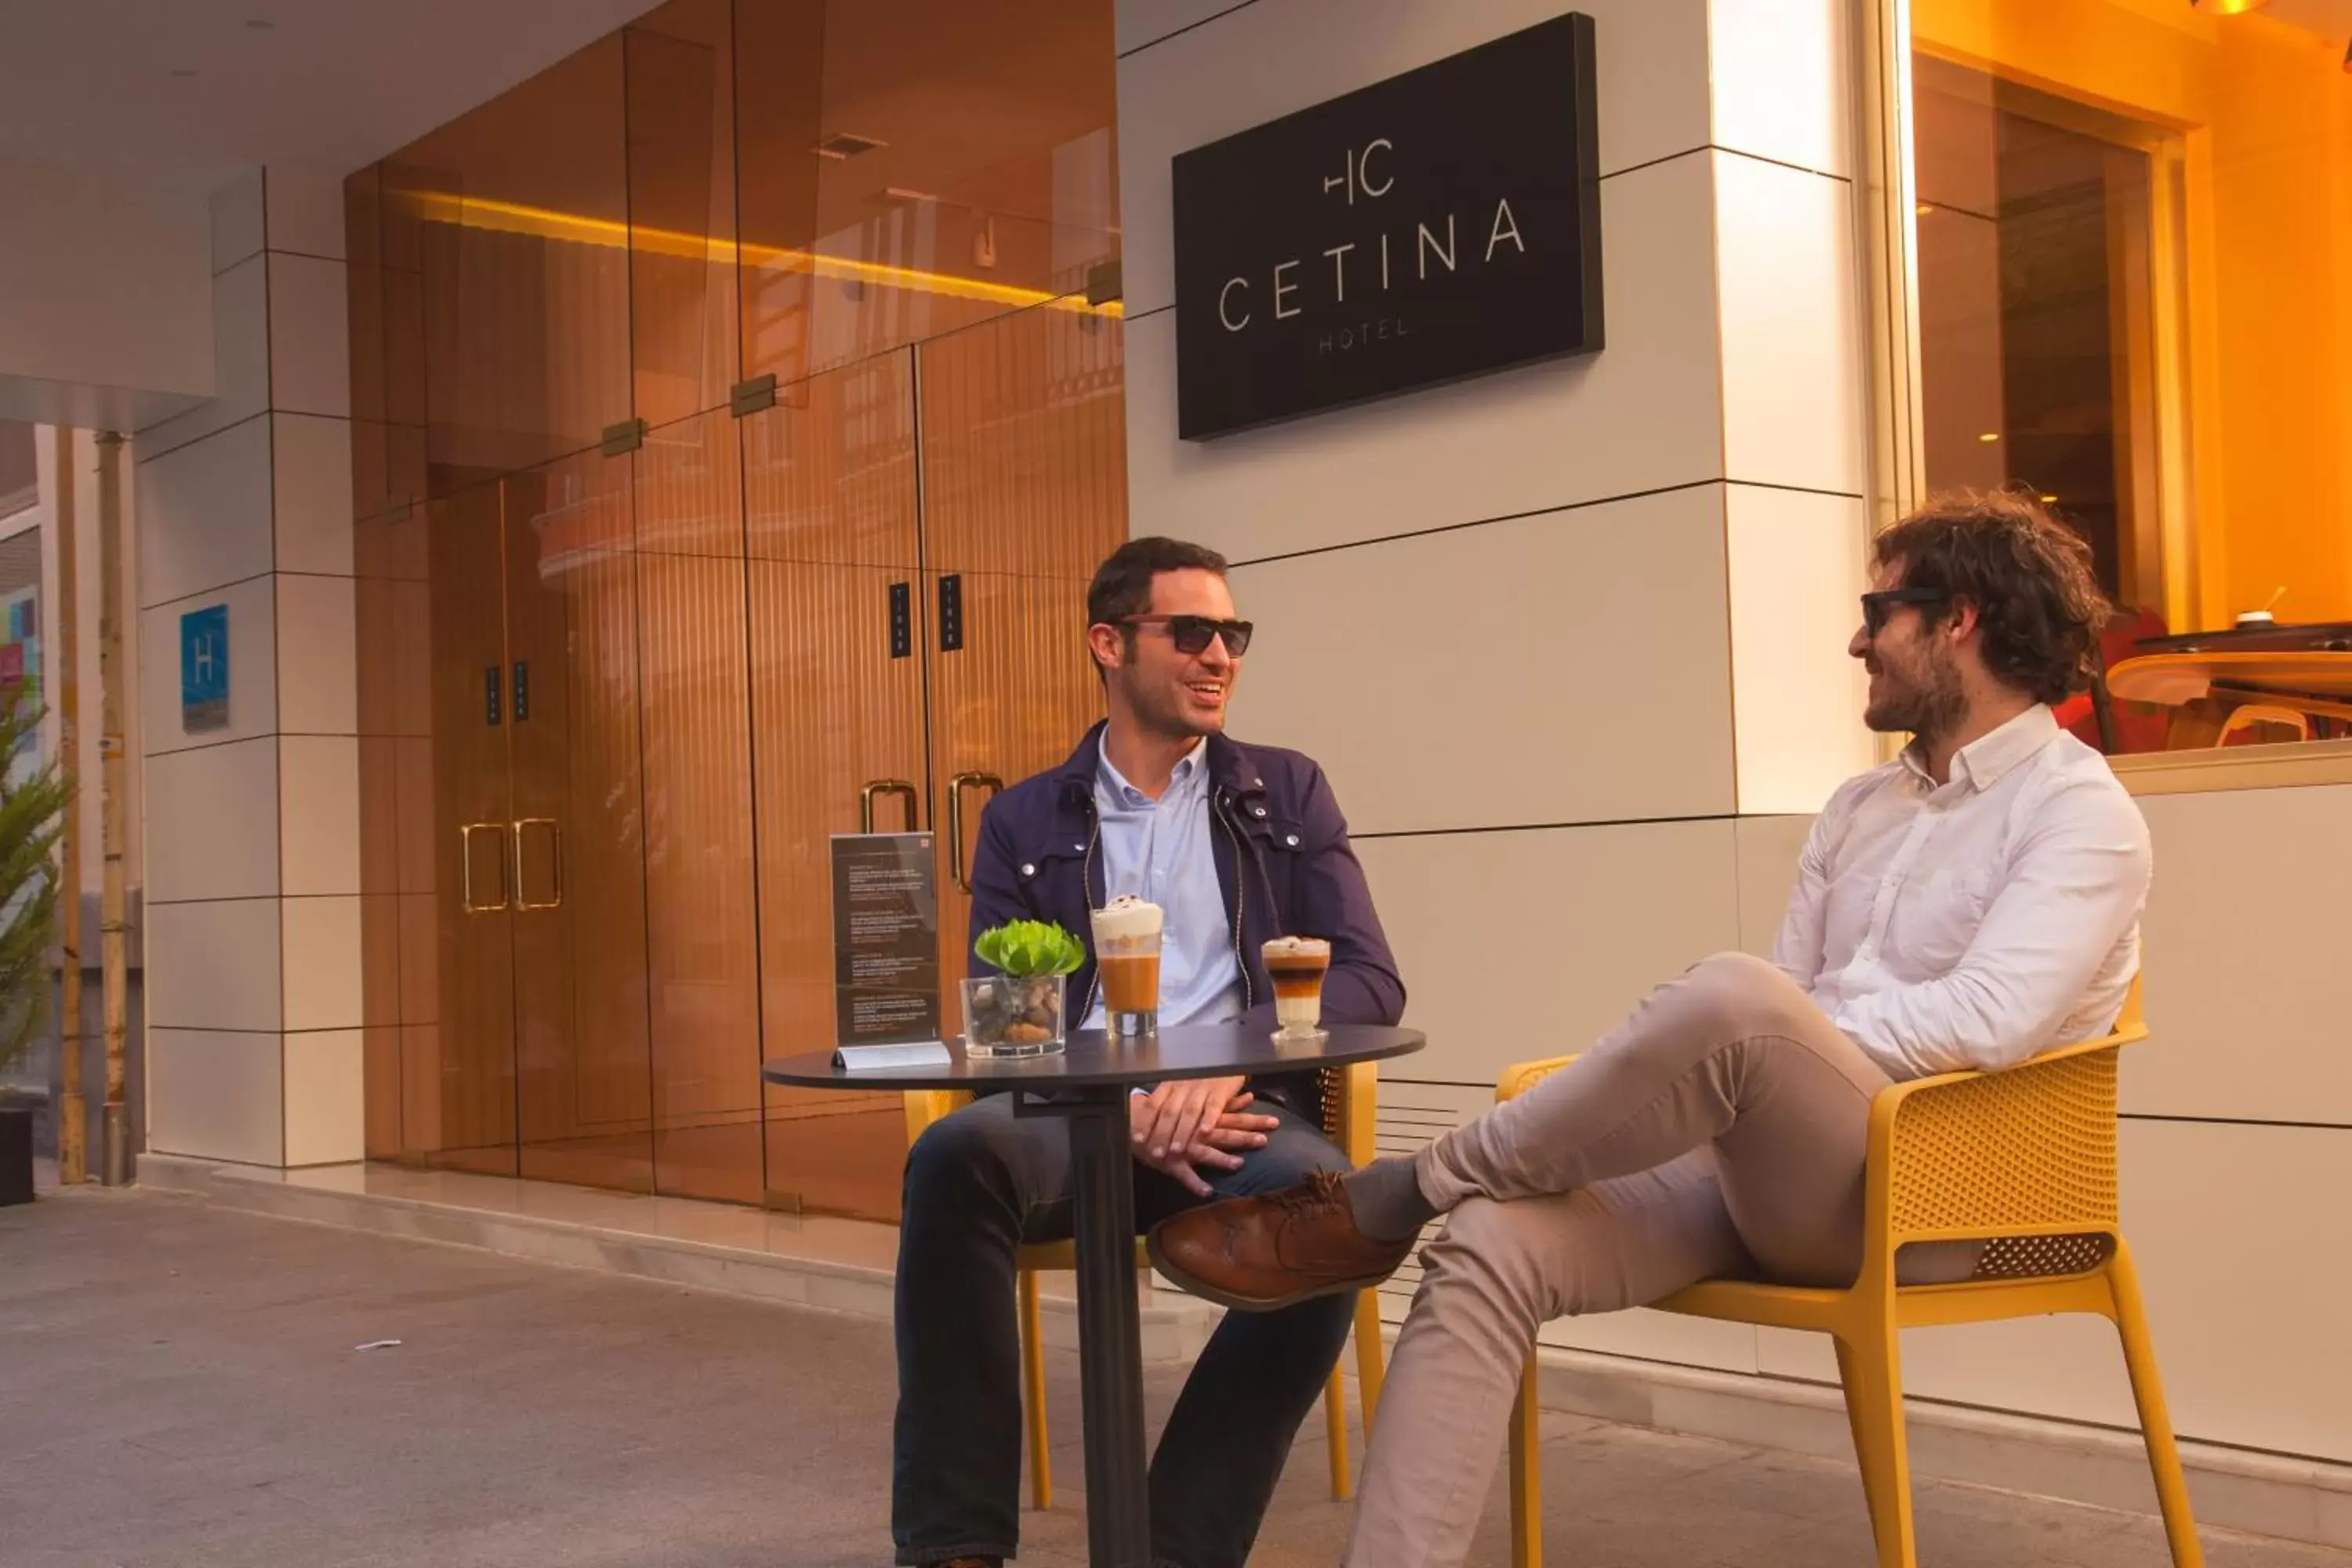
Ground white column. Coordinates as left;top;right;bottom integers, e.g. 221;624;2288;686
135;169;361;1169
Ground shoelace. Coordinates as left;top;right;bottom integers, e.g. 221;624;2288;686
1269;1169;1347;1218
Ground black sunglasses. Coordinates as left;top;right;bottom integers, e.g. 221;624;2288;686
1121;614;1254;658
1860;588;1947;637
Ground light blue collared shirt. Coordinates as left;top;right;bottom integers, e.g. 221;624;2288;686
1084;741;1244;1030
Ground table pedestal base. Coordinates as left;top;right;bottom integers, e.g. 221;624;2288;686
1022;1088;1152;1566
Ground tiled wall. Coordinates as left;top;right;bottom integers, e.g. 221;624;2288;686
1116;0;1871;1375
135;169;363;1169
1117;0;2352;1471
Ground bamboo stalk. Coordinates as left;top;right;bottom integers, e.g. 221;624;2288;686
53;426;84;1184
95;430;129;1187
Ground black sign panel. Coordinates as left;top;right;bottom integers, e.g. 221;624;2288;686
830;831;941;1047
1171;13;1602;440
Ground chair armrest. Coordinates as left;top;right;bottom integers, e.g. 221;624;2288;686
1862;1018;2146;1267
1496;1056;1577;1105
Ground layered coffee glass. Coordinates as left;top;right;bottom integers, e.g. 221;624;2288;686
1263;935;1331;1040
1091;895;1163;1037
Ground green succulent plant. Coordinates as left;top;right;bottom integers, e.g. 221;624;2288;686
974;919;1085;979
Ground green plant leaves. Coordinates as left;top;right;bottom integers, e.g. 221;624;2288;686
974;919;1085;978
0;685;70;1078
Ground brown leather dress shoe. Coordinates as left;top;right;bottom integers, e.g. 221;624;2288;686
1146;1170;1417;1312
934;1559;1001;1568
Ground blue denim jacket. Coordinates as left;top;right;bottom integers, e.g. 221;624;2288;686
967;723;1406;1112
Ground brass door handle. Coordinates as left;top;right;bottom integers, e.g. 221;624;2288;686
860;779;919;834
514;818;563;911
459;822;510;913
948;771;1003;893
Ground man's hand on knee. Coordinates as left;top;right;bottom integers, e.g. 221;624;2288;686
1130;1076;1277;1196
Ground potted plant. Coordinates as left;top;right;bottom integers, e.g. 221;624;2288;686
1;683;71;1207
963;920;1083;1058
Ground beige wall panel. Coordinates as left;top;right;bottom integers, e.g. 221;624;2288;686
1540;1308;1759;1374
262;168;347;262
144;898;282;1035
210;170;264;276
1715;153;1867;497
275;572;358;736
1227;485;1734;833
145;736;280;903
147;1029;284;1166
135;414;273;608
282;894;365;1034
1359;819;1742;1091
136;256;269;461
271;412;355;578
1733;813;1811;958
266;253;351;420
282;1029;365;1167
279;735;361;898
1708;0;1853;178
1761;1121;2352;1462
2131;786;2352;1125
1726;483;1872;814
140;573;275;757
1116;0;1711;316
1123;154;1724;564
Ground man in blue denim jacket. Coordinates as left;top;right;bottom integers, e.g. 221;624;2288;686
892;537;1405;1568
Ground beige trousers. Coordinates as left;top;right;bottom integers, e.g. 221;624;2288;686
1341;953;1895;1568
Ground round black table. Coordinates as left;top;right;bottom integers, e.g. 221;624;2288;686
763;1022;1425;1568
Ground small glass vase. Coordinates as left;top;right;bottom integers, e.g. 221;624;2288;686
961;973;1067;1058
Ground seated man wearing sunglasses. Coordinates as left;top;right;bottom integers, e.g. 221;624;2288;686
1145;494;2152;1568
890;535;1406;1568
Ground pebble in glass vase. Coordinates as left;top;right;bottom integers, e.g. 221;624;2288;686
964;920;1083;1059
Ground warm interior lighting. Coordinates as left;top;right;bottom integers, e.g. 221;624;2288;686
399;191;1120;319
2039;493;2060;503
1977;431;2002;443
2190;0;2272;13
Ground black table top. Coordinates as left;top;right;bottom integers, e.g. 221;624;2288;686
761;1022;1425;1093
2135;620;2352;655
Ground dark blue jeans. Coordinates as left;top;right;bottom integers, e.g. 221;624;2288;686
892;1093;1356;1567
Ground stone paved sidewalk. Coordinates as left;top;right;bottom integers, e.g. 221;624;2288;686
4;1187;2345;1568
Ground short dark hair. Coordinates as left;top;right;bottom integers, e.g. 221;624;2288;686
1873;491;2110;706
1085;536;1229;671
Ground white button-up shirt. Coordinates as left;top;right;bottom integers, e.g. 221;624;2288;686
1082;741;1244;1031
1773;705;2152;1080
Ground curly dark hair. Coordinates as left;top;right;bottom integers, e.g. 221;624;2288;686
1873;492;2110;706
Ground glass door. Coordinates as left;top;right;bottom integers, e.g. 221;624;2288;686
744;355;931;1221
504;453;657;1192
411;480;520;1176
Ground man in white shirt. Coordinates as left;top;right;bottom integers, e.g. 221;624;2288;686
1145;493;2152;1568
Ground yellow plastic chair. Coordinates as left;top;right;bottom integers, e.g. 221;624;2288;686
1495;978;2201;1568
904;1061;1388;1508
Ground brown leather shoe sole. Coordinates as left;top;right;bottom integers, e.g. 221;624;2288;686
1144;1227;1407;1313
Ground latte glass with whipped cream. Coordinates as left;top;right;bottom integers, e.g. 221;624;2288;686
1262;935;1331;1040
1091;895;1163;1037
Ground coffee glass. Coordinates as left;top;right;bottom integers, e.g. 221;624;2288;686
1263;935;1331;1040
1091;896;1163;1037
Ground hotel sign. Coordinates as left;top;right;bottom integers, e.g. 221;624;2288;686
1171;13;1602;440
